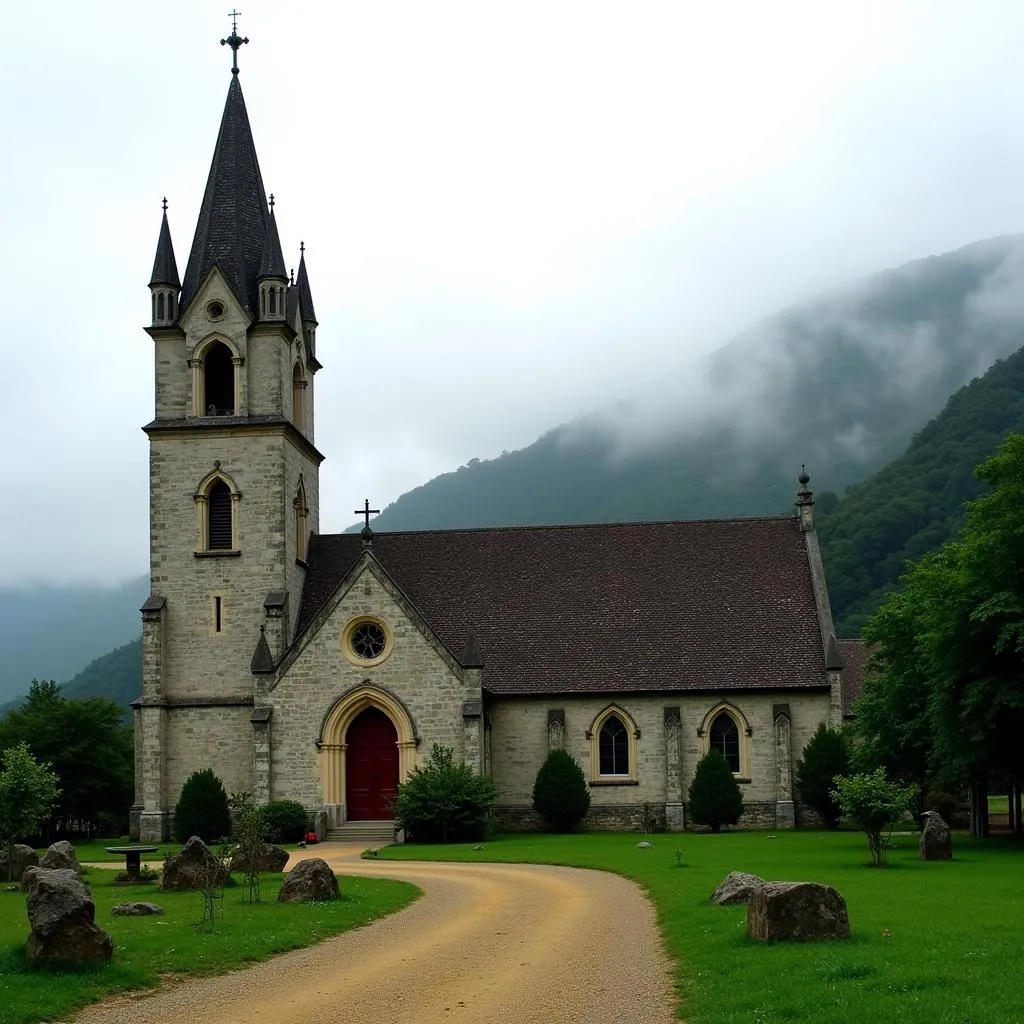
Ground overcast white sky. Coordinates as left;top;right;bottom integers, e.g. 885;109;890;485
3;0;1024;586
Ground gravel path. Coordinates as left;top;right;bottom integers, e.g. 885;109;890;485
72;846;676;1024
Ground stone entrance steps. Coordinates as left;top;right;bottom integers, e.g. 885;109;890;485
325;820;396;846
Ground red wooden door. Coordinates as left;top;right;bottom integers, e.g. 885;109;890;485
345;707;399;820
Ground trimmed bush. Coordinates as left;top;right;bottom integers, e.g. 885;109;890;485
795;723;850;828
393;744;497;843
261;800;309;844
532;748;590;831
687;750;743;832
173;769;231;843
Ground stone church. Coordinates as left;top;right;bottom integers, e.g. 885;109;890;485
131;47;855;843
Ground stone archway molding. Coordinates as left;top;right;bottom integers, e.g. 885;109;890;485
317;684;418;806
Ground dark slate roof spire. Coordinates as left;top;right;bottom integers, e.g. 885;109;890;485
179;73;269;316
148;199;180;289
295;242;318;323
258;197;287;280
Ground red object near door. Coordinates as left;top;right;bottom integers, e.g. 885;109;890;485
346;707;399;820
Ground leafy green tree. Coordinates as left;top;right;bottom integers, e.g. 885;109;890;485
173;769;232;843
393;744;497;843
795;723;850;828
532;748;590;831
0;742;60;880
229;792;268;904
0;679;133;836
832;769;916;867
687;750;743;833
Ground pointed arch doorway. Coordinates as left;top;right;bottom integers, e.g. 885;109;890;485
345;706;399;820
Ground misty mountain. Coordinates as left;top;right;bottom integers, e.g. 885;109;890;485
0;575;148;703
368;235;1024;531
820;344;1024;636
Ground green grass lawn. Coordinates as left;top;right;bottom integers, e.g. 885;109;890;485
0;868;418;1024
379;829;1022;1024
45;838;303;864
987;794;1009;814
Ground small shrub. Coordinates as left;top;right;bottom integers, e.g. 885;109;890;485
641;801;667;834
795;723;850;828
393;744;497;843
261;800;309;844
687;750;743;832
532;749;590;832
832;769;916;867
173;769;231;844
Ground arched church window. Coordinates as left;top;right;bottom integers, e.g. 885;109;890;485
207;481;233;549
157;292;165;321
599;715;630;776
710;711;741;773
203;341;235;415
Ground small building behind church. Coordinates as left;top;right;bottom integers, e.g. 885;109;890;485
132;38;853;843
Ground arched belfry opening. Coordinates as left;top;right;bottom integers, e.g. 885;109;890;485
204;341;235;415
317;686;417;821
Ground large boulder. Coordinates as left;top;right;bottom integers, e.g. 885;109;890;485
747;881;850;942
161;836;229;891
278;858;339;903
920;811;953;861
24;867;113;963
710;871;765;906
40;841;80;873
0;844;39;882
229;842;290;874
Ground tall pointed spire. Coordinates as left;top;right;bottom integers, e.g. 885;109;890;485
149;199;180;289
179;72;268;316
258;197;287;280
294;242;318;324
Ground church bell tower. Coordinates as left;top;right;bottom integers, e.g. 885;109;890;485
133;21;325;841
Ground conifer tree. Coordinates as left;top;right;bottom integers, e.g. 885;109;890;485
173;768;232;843
795;723;850;828
687;749;743;832
532;748;591;832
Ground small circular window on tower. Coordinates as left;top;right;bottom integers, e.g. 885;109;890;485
206;300;225;321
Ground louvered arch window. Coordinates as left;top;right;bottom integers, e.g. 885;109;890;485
207;481;233;550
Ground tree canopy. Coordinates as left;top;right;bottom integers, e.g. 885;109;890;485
0;680;133;835
858;433;1024;807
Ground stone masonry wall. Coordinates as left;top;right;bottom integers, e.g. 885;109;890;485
164;705;254;806
268;566;468;809
490;690;831;826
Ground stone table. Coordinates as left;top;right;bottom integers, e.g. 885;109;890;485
105;845;159;884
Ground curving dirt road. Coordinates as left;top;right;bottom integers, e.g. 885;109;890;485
73;845;675;1024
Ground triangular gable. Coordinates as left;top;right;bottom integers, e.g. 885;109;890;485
271;550;465;689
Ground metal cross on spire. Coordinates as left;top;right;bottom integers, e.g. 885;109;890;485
354;499;380;530
220;10;249;75
161;197;168;212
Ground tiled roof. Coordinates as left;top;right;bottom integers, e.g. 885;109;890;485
180;75;268;316
295;518;830;696
149;209;180;289
837;638;873;716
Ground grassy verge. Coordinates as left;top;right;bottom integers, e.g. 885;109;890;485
379;829;1021;1024
0;868;418;1024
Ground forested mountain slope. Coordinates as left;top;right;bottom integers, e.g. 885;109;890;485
370;235;1024;532
819;345;1024;636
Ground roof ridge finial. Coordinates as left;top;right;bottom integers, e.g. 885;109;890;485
269;192;275;211
221;10;249;75
300;240;305;255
